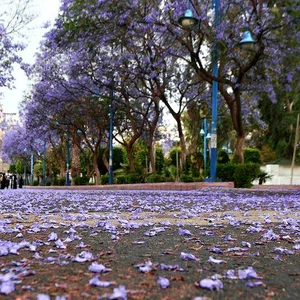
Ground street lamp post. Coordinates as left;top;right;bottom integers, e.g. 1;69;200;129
109;80;114;184
178;0;256;181
200;118;211;176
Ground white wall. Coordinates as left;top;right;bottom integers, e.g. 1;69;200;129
257;164;300;185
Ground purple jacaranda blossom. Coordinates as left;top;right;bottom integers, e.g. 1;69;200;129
55;239;66;249
226;247;249;252
131;241;146;245
89;276;113;287
180;252;199;261
223;269;238;280
246;281;264;288
246;225;263;233
225;235;237;241
76;242;88;248
135;261;152;273
109;285;128;300
292;244;300;250
262;229;279;241
238;267;262;280
207;256;226;264
241;241;251;248
48;232;58;241
157;276;170;289
160;263;182;271
273;247;294;255
88;262;111;273
0;279;15;295
73;251;95;262
37;294;51;300
202;231;214;236
199;278;223;291
210;247;223;254
179;227;192;236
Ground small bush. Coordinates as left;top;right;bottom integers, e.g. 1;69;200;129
73;176;89;185
127;173;144;184
217;163;237;182
51;177;65;186
116;175;127;184
101;174;109;185
234;163;260;188
180;174;194;182
217;163;261;188
145;174;166;183
33;180;39;186
218;150;230;164
244;148;261;164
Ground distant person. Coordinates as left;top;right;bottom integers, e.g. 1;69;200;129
1;173;7;189
19;175;23;188
12;173;17;189
5;174;10;189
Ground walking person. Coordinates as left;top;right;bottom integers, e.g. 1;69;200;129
13;173;17;189
1;173;7;189
19;175;23;188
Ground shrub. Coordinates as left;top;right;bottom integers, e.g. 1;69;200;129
33;180;39;186
52;177;65;186
116;175;127;184
218;150;230;164
217;163;261;188
145;174;166;183
127;173;144;184
244;148;261;164
234;163;261;188
180;174;194;182
217;163;237;182
73;176;89;185
260;145;277;163
101;174;109;185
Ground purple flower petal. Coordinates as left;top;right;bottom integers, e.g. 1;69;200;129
88;262;111;273
109;285;128;299
199;278;223;291
89;276;113;287
157;276;170;289
180;252;198;261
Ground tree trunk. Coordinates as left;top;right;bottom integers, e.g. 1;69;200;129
126;145;135;173
93;151;101;185
71;142;81;183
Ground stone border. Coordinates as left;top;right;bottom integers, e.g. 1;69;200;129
23;181;234;190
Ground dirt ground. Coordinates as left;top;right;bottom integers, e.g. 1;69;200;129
0;188;299;299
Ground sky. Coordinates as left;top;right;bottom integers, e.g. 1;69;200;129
1;0;61;114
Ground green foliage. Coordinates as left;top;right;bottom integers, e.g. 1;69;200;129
52;177;65;186
127;173;144;184
15;160;24;174
101;174;109;185
234;163;261;188
260;145;277;163
8;164;16;173
33;180;39;186
244;148;261;164
217;163;261;188
155;147;165;173
116;175;127;184
180;174;194;182
217;163;237;182
73;176;89;185
218;150;230;164
145;174;166;183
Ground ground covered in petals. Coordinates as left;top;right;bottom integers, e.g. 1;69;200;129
0;188;299;299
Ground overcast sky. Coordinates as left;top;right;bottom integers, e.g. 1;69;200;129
1;0;61;114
